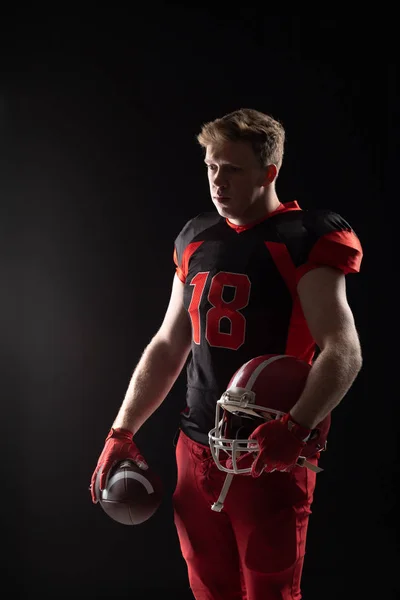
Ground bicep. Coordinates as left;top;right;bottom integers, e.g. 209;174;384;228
297;266;360;350
156;274;192;360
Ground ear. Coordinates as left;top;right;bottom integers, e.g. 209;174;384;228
262;164;278;186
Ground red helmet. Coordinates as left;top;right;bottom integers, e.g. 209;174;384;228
208;354;331;474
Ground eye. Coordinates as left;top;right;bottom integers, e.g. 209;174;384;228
206;164;217;171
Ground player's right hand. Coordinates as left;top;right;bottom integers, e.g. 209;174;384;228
90;427;148;503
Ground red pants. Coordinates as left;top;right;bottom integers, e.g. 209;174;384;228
172;429;317;600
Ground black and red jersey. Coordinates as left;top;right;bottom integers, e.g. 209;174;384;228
173;201;363;445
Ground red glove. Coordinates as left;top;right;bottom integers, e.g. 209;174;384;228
249;412;311;477
227;413;311;477
90;427;148;503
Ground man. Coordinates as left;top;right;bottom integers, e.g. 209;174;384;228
90;108;363;599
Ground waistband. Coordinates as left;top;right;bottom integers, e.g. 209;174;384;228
176;427;213;460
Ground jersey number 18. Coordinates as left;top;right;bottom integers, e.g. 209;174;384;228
188;271;251;350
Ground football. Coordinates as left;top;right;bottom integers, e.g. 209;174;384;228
95;459;163;525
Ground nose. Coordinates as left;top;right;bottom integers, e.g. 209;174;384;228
213;168;228;189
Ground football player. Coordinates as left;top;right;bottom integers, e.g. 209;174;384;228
90;108;363;599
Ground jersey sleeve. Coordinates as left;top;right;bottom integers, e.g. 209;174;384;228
173;219;193;283
173;215;205;283
173;247;185;282
296;210;363;282
173;212;221;283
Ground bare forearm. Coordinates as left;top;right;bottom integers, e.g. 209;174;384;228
112;336;189;435
290;340;362;429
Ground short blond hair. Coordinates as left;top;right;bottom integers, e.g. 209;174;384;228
197;108;285;169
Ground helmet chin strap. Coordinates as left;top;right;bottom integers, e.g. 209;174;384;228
211;472;235;512
211;426;244;512
296;456;324;473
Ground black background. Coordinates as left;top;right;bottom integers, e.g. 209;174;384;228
1;10;397;599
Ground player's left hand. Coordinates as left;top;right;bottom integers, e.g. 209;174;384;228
229;413;312;477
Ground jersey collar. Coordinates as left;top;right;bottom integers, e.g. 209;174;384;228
226;200;301;233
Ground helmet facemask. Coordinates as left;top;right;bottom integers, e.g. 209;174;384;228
208;386;285;474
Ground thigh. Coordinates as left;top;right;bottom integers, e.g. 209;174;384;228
225;464;317;600
172;431;244;600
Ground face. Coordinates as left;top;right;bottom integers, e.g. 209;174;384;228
204;140;276;225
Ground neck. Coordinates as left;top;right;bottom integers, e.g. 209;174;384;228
229;190;281;226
